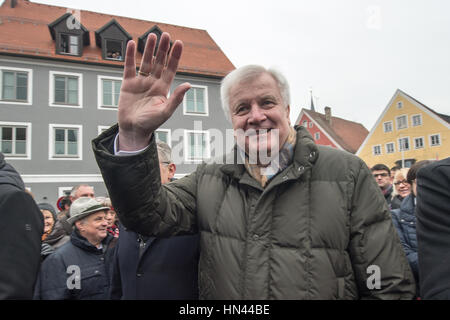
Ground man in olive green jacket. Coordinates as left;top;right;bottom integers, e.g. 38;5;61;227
93;32;415;299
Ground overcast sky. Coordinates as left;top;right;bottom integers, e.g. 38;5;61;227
35;0;450;130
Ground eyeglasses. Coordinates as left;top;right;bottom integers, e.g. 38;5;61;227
373;173;389;178
394;180;409;186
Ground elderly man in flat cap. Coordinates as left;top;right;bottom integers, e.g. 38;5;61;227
34;197;117;300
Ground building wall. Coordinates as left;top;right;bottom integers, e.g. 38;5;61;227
297;113;338;148
357;93;450;168
0;55;230;206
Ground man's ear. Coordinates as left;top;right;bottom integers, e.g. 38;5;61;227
75;220;83;231
168;163;176;179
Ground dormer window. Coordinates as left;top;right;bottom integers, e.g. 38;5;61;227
60;34;79;55
138;25;171;54
105;39;123;61
48;13;89;57
96;19;131;62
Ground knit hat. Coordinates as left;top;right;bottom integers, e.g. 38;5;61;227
67;197;109;225
38;203;57;221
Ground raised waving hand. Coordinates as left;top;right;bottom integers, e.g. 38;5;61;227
117;32;191;151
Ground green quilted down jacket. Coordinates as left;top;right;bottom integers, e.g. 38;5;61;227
93;125;415;299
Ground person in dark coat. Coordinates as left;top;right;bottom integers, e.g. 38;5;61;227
391;160;433;297
110;141;199;300
34;197;116;300
0;152;43;299
93;34;415;299
391;168;412;210
371;164;394;208
416;157;450;299
58;184;96;236
38;203;70;260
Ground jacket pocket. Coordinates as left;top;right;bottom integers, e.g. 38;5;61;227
79;266;107;297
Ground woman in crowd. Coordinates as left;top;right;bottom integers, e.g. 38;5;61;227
38;203;70;260
390;168;411;209
391;160;433;297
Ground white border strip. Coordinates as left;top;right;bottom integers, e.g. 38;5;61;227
22;174;104;183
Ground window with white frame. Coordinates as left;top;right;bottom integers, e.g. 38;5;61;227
184;86;208;115
0;122;31;158
105;39;124;61
50;71;82;107
396;115;408;130
397;101;403;109
60;34;79;56
383;121;393;133
49;124;82;159
58;186;73;197
0;67;32;104
414;137;424;149
309;122;313;128
386;142;395;154
302;120;308;127
185;130;209;161
155;129;171;146
97;126;110;135
412;114;422;127
98;76;122;108
398;137;410;151
373;145;382;156
430;134;441;146
314;132;320;140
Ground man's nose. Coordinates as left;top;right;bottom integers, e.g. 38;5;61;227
248;104;267;124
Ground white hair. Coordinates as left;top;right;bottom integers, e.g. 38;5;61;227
70;184;92;198
156;140;172;164
220;65;291;122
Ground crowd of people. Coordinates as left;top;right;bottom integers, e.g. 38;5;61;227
1;139;200;300
370;160;439;298
1;32;449;300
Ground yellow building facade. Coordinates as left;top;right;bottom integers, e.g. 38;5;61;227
357;89;450;168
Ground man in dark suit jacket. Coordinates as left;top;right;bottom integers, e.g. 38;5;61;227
110;141;199;299
0;152;43;299
416;157;450;299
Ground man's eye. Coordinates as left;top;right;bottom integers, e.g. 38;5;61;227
235;105;249;114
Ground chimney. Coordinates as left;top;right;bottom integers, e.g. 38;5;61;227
11;0;17;8
324;106;332;125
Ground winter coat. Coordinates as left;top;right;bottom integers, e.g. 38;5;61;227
391;194;418;284
0;153;43;299
38;203;70;258
390;195;404;210
383;184;394;208
39;220;71;260
416;157;450;299
110;224;199;300
93;125;416;300
33;229;116;300
44;220;70;250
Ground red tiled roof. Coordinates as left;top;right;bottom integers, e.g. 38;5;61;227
0;0;235;77
301;108;369;153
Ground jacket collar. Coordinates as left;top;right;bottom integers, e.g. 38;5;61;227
220;126;318;185
398;193;416;216
71;228;113;254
